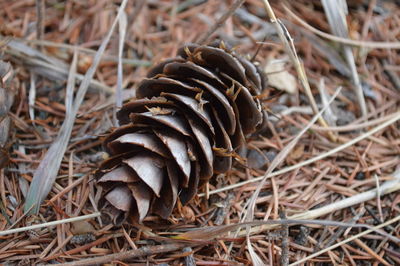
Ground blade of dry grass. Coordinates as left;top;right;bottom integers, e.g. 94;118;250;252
0;60;14;170
317;78;337;126
114;9;127;126
116;10;127;110
12;38;151;66
283;4;400;49
262;0;337;142
5;40;113;94
247;235;264;266
6;39;67;67
321;0;367;117
24;0;129;214
23;49;78;214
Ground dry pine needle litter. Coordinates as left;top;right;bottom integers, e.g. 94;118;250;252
96;42;267;225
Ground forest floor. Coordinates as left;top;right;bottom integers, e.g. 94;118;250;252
0;0;399;265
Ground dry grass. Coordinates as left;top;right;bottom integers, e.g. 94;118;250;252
0;0;400;264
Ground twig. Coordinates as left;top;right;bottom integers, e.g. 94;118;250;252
0;212;100;236
57;243;193;266
196;0;245;44
115;9;127;126
280;209;289;266
35;0;45;42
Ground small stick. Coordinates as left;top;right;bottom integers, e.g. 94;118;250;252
57;243;192;266
279;209;289;266
0;212;100;236
35;0;45;42
196;0;245;45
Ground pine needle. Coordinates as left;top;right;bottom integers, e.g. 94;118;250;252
24;0;130;214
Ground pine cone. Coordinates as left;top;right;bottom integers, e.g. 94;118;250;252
96;42;266;225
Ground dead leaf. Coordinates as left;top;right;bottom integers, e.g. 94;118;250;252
181;206;196;223
71;220;96;235
264;60;297;94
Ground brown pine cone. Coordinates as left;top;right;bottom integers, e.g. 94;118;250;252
96;42;267;225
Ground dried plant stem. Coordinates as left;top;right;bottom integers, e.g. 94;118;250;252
280;210;289;266
321;0;367;117
261;0;336;142
201;110;400;196
35;0;45;42
196;0;245;44
283;4;400;49
289;215;400;266
311;111;400;132
57;243;191;266
0;212;100;236
115;9;127;127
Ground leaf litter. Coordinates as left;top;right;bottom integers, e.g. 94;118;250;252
0;0;400;265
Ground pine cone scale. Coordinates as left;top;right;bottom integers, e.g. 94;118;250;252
136;77;202;100
123;154;165;197
98;165;139;183
160;92;215;140
188;77;236;135
152;161;179;218
128;182;152;221
104;186;133;212
109;132;170;158
129;112;192;137
186;116;214;179
153;129;191;185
